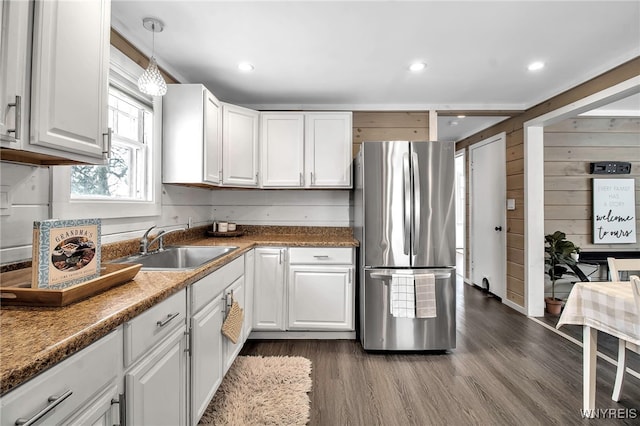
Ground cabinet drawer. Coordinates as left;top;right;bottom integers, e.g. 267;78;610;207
124;290;186;367
192;256;244;313
288;247;353;265
0;327;122;426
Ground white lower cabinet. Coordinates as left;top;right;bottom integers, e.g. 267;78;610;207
0;252;259;426
253;247;287;331
253;247;355;333
0;327;123;426
288;265;353;330
189;255;247;426
222;275;245;373
124;289;188;426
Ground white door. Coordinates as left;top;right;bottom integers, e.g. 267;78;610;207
190;297;223;425
30;0;110;160
252;248;286;330
287;265;353;330
222;103;259;186
222;276;245;373
126;327;187;426
470;134;506;299
304;112;352;188
260;113;304;187
204;90;222;184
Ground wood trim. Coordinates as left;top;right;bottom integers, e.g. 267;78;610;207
437;110;524;117
455;56;640;151
110;28;180;84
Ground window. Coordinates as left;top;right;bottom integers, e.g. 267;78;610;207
70;89;152;200
52;47;161;219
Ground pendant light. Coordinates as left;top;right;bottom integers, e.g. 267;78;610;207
137;18;167;96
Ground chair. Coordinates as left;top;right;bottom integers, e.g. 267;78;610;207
606;257;640;401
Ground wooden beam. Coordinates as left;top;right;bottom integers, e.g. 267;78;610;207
110;28;180;84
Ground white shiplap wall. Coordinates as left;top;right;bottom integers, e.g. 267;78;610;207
210;189;351;227
0;162;352;263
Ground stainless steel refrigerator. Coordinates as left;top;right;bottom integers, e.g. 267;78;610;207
353;141;456;350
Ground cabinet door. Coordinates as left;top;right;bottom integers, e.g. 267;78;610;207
190;294;224;426
63;384;122;426
204;90;222;184
223;275;246;373
126;326;188;426
288;265;354;330
305;112;353;188
260;113;304;187
0;0;30;147
253;248;286;330
244;249;255;337
222;103;259;186
29;0;110;160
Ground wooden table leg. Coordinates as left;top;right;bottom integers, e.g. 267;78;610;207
583;325;597;415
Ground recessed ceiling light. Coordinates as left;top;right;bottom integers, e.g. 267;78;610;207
449;120;459;126
238;62;255;72
409;62;426;72
528;61;545;71
457;115;466;119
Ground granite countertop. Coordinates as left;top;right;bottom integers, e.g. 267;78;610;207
0;226;358;395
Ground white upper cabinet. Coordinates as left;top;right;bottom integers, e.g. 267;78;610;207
305;113;352;188
260;113;305;187
0;0;30;147
0;0;111;164
260;112;352;188
163;84;222;186
222;103;259;187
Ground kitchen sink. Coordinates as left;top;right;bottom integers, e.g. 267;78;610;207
110;245;238;271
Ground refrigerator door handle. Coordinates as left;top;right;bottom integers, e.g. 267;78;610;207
403;153;411;255
411;151;421;254
370;272;452;280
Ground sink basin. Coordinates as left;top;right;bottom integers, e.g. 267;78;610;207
111;245;238;271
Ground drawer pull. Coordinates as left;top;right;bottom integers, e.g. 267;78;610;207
313;255;330;259
15;389;73;426
157;312;180;327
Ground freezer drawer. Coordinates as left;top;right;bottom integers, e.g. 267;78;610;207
360;268;456;350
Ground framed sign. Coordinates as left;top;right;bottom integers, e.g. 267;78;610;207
592;178;636;244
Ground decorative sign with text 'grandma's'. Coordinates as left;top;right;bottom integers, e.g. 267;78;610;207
32;219;101;289
592;178;636;244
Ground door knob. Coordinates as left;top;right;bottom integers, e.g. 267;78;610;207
495;226;502;231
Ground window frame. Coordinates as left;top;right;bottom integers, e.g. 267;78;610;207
52;47;162;219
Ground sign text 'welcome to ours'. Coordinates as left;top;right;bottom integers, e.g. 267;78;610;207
592;178;637;244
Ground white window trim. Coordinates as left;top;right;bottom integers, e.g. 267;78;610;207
52;47;162;219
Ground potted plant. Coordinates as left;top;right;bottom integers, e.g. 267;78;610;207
544;231;580;315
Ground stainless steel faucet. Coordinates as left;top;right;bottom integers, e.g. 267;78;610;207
140;226;185;255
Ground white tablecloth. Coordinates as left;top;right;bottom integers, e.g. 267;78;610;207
557;281;639;346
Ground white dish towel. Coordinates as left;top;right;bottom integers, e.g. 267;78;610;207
390;274;415;318
415;273;437;318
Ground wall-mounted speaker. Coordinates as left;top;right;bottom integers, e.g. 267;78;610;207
589;161;632;174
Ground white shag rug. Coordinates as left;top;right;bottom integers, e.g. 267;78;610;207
199;355;312;425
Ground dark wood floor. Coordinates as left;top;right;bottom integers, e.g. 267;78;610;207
536;310;640;374
241;277;640;425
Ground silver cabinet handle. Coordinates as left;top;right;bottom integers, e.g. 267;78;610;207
15;389;73;426
102;127;112;157
156;312;180;327
313;255;330;259
299;172;303;186
111;393;126;426
310;172;315;185
349;269;352;284
7;95;21;140
255;172;259;183
279;249;283;264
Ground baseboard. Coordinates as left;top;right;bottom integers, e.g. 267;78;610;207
249;331;356;340
503;297;526;314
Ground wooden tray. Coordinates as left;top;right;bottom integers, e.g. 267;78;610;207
0;263;142;307
207;229;244;238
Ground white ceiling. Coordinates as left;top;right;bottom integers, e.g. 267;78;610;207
111;0;640;141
